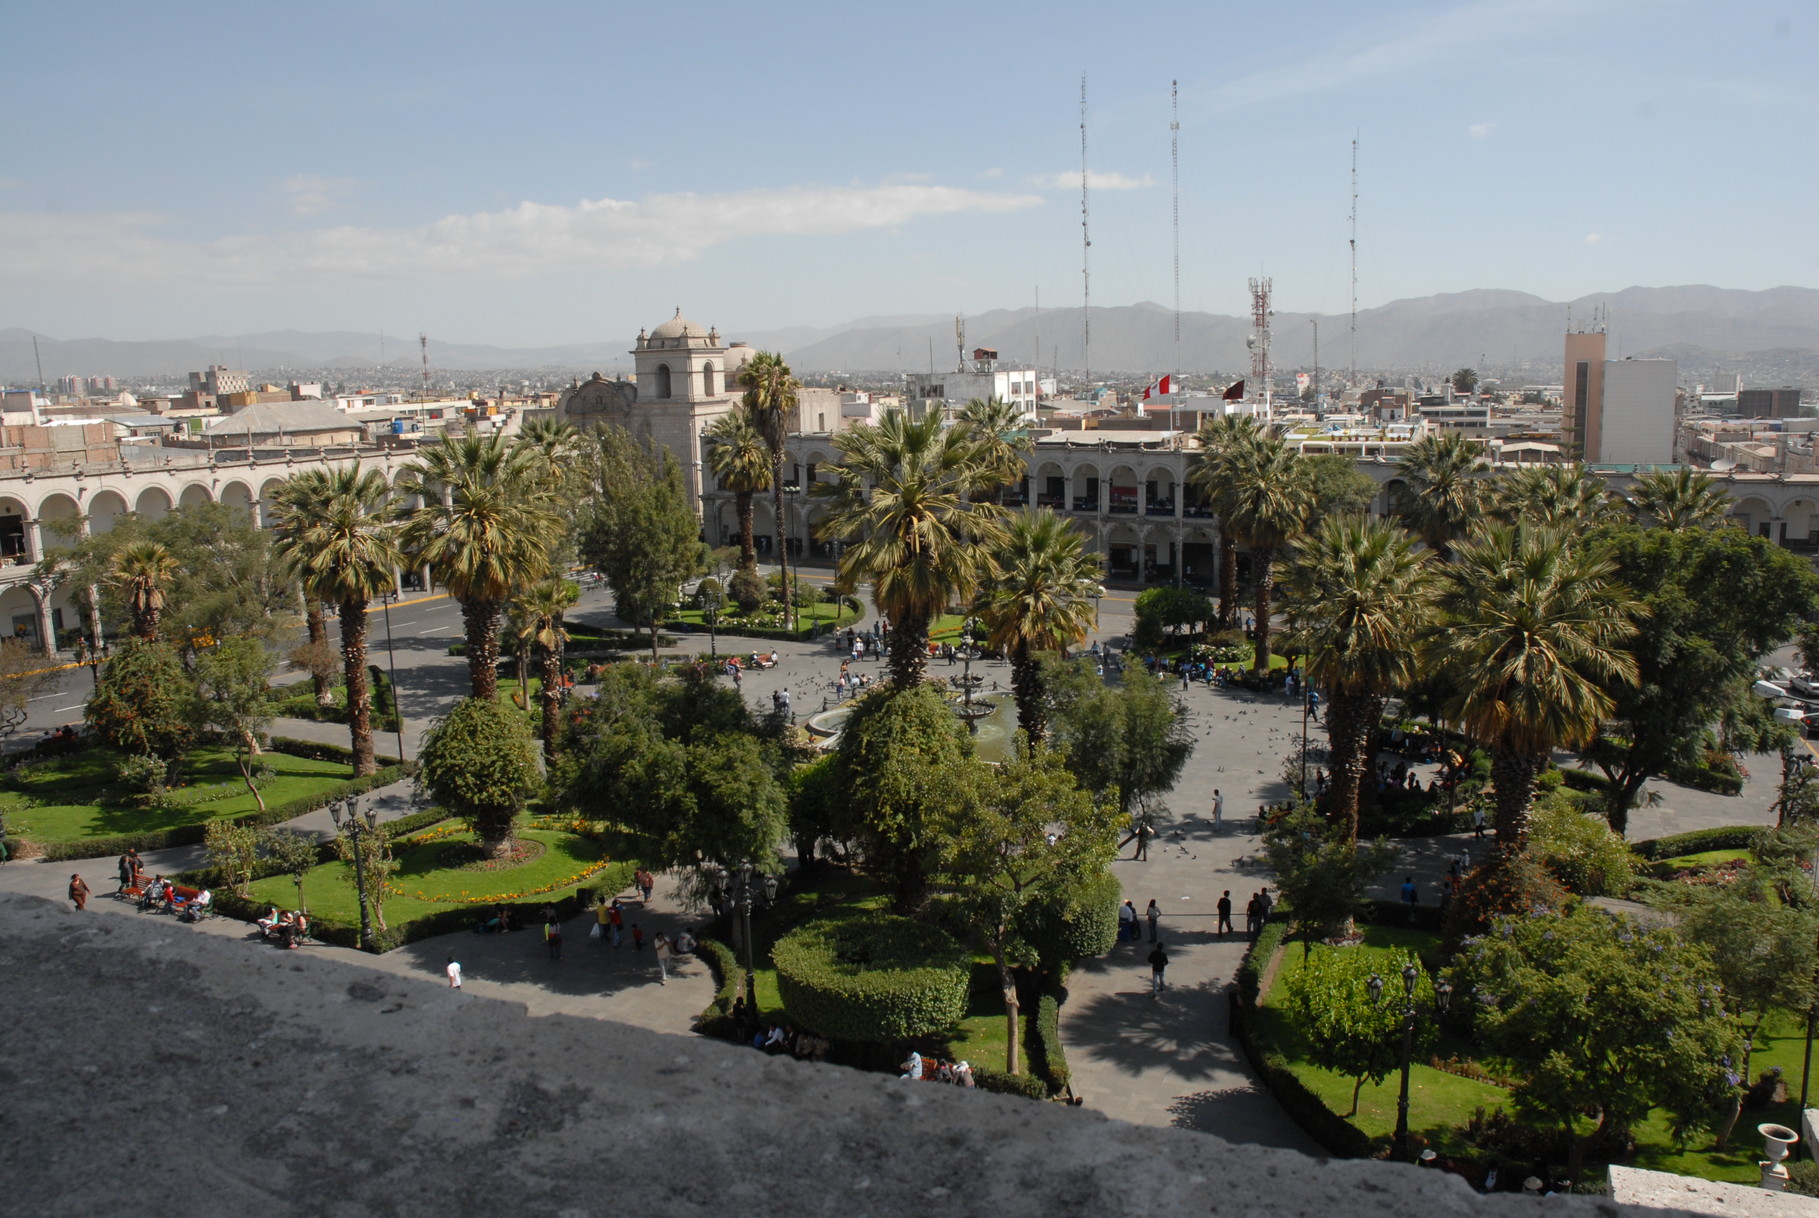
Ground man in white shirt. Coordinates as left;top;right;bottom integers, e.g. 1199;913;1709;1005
446;956;463;989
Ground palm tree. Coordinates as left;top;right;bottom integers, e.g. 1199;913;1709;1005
955;397;1030;501
815;409;1008;688
1492;463;1616;532
513;578;580;763
704;406;774;570
398;433;561;700
110;541;178;640
1426;524;1640;855
1280;516;1435;842
739;352;801;627
1628;466;1732;530
1393;431;1487;557
1186;414;1262;629
978;511;1099;745
1219;435;1314;673
267;466;402;777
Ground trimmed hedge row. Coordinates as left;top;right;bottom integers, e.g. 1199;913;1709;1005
1632;826;1763;861
1026;976;1071;1097
1228;911;1375;1158
973;1067;1050;1101
694;937;742;1038
25;761;410;861
773;914;971;1043
1558;768;1614;794
1359;897;1446;932
267;737;405;768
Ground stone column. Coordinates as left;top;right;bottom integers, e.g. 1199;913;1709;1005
24;518;42;564
33;588;55;656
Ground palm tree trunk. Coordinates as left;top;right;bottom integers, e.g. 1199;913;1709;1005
772;461;792;634
1217;530;1239;630
996;951;1023;1076
1010;643;1046;747
737;490;756;570
539;646;561;765
1490;748;1542;855
888;611;930;689
305;600;333;707
1251;546;1276;673
1325;690;1384;844
338;598;377;778
462;598;501;700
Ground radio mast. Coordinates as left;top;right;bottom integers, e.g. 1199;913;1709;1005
1348;132;1359;389
1080;74;1091;394
419;332;430;399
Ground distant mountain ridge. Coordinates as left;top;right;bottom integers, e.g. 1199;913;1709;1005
3;286;1815;382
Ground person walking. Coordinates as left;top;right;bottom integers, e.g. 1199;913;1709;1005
1258;887;1274;922
779;688;792;723
1147;941;1169;997
116;852;133;893
653;932;673;984
1118;900;1138;943
609;900;624;948
1133;822;1151;861
544;918;562;962
1245;892;1261;939
1216;890;1233;937
1145;899;1160;943
1212;789;1224;828
446;955;463;989
1471;804;1486;839
631;922;646;953
68;873;90;911
595;897;611;948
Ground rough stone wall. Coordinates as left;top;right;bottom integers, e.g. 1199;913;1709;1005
2;893;1687;1218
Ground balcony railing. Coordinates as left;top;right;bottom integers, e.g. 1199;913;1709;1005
1071;497;1099;513
1145;501;1175;517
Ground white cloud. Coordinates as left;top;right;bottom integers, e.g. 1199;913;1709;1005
0;183;1045;288
1584;232;1603;245
1468;122;1495;138
978;167;1005;180
279;174;357;217
628;158;650;171
1029;170;1156;191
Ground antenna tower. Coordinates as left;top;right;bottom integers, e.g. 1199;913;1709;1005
955;316;966;371
32;336;45;392
1348;133;1358;388
1080;74;1091;392
1171;80;1181;385
1248;277;1273;416
419;332;430;398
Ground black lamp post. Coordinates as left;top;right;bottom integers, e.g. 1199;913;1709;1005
1373;964;1453;1161
735;859;758;1035
330;795;380;952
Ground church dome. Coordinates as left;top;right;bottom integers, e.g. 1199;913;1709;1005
649;308;707;341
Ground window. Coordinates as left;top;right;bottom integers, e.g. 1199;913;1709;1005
702;363;716;397
656;364;673;399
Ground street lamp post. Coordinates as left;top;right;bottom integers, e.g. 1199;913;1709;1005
736;860;758;1037
1373;964;1453;1161
378;590;407;764
1300;684;1312;799
330;796;380;952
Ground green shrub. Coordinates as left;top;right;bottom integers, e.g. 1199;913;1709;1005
1633;826;1763;861
1664;761;1744;797
1026;977;1071;1097
973;1068;1050;1101
267;737;404;768
1019;867;1120;970
729;568;765;613
695;938;742;1039
1527;795;1641;896
1557;768;1614;794
772;914;970;1043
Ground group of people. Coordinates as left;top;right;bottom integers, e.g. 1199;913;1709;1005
749;1019;831;1061
897;1049;977;1087
256;907;310;947
1209;887;1274;939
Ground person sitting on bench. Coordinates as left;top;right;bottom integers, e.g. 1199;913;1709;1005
257;906;282;937
179;888;211;922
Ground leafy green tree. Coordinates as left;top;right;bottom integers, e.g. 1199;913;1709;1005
815;409;1008;688
1218;434;1313;671
1585;522;1819;833
1280;516;1434;841
398;433;562;700
191;636;276;811
1261;803;1396;944
704;406;773;570
1045;660;1194;822
1525;795;1639;896
417;697;540;858
259;827;320;913
1186;414;1262;629
739;351;802;627
581;432;706;660
1393;432;1487;558
1129;586;1215;651
267;466;402;776
1626;467;1732;530
0;640;59;742
1303;453;1381;525
978;511;1100;745
203;817;260;897
1285;947;1438;1116
332;821;400;932
1452;903;1742;1176
937;746;1118;1074
825;684;973;911
86;637;195;780
1427;525;1639;856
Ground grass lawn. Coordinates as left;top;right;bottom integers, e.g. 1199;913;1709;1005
1259;924;1818;1183
738;866;1024;1073
669;600;858;638
7;746;357;843
1652;849;1752;870
244;826;607;928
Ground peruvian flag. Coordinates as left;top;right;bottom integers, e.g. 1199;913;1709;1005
1142;374;1174;401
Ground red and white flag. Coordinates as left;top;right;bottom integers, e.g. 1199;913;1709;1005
1142;374;1174;401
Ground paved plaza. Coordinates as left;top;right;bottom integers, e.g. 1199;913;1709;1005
0;575;1790;1153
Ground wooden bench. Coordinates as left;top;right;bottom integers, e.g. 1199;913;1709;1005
166;885;206;916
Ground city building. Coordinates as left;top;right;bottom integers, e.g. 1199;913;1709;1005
1739;387;1806;418
190;365;250;396
1562;328;1677;465
905;348;1040;417
1563;329;1608;460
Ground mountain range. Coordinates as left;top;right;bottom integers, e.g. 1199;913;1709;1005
4;286;1817;383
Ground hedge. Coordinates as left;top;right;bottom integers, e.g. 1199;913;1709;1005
1020;867;1121;969
1664;762;1745;797
1228;910;1375;1158
267;736;406;768
973;1068;1050;1101
1558;768;1614;795
772;914;970;1043
1632;826;1764;861
694;938;742;1039
1359;897;1446;932
24;761;411;862
1026;975;1071;1098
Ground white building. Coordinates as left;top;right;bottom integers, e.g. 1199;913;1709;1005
1600;358;1678;466
905;348;1039;416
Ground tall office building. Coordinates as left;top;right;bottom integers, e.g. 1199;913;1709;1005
1563;330;1606;460
1563;328;1677;465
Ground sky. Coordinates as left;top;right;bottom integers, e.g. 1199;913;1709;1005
3;0;1815;347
